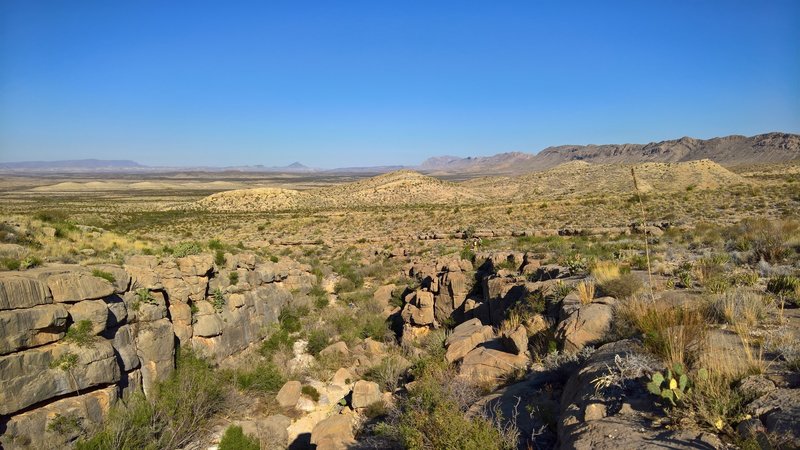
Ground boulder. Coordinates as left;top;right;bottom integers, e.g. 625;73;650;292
0;274;51;310
501;324;528;355
259;414;291;449
176;254;214;277
459;347;527;380
445;318;494;363
320;341;350;359
330;367;355;387
352;380;381;408
0;340;120;415
47;272;115;303
746;388;800;448
68;300;110;334
556;302;614;352
373;284;396;308
0;304;68;355
401;290;435;326
434;271;468;323
276;380;302;408
310;414;355;450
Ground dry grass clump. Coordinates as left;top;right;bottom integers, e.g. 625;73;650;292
598;272;643;299
705;289;773;328
616;296;707;369
590;260;620;284
575;280;596;305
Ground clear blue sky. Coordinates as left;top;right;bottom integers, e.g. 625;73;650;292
1;1;799;168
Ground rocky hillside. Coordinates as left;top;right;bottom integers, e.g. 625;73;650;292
195;159;746;212
194;170;484;212
468;159;747;200
419;132;800;175
0;253;315;449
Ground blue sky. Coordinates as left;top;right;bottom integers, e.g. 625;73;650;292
1;1;798;168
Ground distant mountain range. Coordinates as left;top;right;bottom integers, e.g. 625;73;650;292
2;132;797;175
418;132;800;175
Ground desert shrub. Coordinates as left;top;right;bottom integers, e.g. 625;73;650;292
214;250;226;266
730;219;795;260
706;289;772;328
364;355;407;392
309;283;328;309
460;245;476;262
170;242;203;258
730;270;759;287
380;362;516;450
598;273;643;299
278;307;304;333
306;329;330;356
617;297;707;369
208;239;225;251
91;269;116;283
229;362;285;394
364;400;389;419
1;257;21;270
209;288;225;313
21;255;42;269
65;320;97;347
47;413;83;436
228;271;239;285
766;274;800;306
703;276;731;295
34;210;70;223
301;385;320;402
259;328;295;359
219;425;259;450
77;348;226;450
50;352;79;371
331;259;364;292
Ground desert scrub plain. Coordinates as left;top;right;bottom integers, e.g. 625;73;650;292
0;160;799;449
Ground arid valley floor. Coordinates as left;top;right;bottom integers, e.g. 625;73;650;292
1;152;799;449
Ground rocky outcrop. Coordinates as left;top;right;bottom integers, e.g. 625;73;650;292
445;318;494;363
460;347;528;380
556;294;616;352
558;340;723;450
0;252;313;448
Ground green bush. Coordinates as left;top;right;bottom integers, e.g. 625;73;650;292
21;255;42;269
91;269;116;283
598;273;643;299
382;362;516;450
64;320;97;347
219;426;259;450
301;385;320;402
767;274;800;306
306;329;329;356
215;249;226;266
170;242;203;258
208;239;225;250
1;257;21;270
228;271;239;285
259;329;296;359
77;348;226;450
231;362;285;394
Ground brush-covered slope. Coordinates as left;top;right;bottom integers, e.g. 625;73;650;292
467;159;747;199
194;170;484;211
